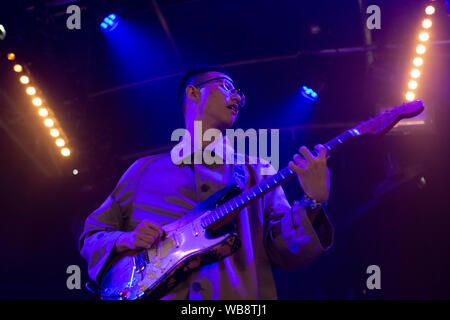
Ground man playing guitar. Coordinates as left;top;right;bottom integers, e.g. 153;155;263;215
79;65;334;299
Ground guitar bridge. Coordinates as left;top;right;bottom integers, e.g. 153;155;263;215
133;251;147;273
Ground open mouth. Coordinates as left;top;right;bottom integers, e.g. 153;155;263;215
226;104;239;115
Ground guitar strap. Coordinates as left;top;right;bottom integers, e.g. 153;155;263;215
230;153;247;191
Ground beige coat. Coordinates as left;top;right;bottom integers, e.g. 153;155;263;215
79;152;334;299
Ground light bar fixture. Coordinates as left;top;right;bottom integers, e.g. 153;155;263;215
404;1;435;102
6;52;72;158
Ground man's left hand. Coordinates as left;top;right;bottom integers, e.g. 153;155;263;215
288;144;330;203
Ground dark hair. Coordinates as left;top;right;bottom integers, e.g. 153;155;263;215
177;65;230;117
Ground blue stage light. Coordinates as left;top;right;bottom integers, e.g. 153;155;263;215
300;85;319;101
100;14;119;32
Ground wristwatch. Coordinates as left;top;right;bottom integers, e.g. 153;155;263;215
298;193;328;210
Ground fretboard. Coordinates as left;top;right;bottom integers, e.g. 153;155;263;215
200;127;361;229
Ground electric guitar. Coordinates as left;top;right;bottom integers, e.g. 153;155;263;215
99;100;425;300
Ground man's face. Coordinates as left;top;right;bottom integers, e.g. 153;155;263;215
186;71;244;130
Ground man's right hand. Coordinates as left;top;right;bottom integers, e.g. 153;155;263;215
114;220;166;253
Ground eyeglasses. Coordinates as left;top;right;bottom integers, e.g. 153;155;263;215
193;76;246;108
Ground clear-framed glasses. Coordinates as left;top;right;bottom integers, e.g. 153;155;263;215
193;76;246;108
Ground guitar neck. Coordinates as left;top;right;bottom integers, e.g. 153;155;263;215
200;127;362;229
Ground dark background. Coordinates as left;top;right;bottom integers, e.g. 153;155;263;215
0;0;449;299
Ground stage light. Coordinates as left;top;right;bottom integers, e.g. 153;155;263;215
11;53;74;158
402;3;434;107
405;92;415;101
422;19;432;29
416;44;426;55
38;108;48;117
19;75;30;84
419;32;430;42
0;24;6;40
26;87;36;95
50;128;60;137
61;148;71;157
408;80;418;90
300;85;319;101
32;97;42;106
410;69;421;79
13;64;22;72
425;5;435;15
44;118;54;127
413;57;424;67
73;169;79;175
100;14;119;32
55;138;65;147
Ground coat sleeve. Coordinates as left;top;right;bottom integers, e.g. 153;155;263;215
78;158;146;283
261;170;334;271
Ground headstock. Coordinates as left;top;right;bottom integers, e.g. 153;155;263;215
356;100;425;136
